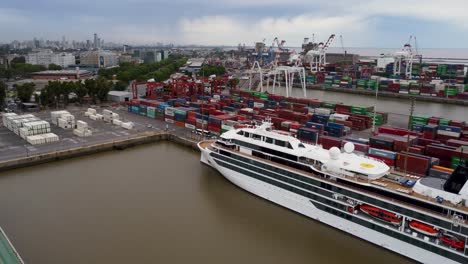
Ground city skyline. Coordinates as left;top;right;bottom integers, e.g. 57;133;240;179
1;0;467;48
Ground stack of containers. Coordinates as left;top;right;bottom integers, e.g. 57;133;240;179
422;124;438;139
84;108;97;118
121;122;134;130
173;108;187;127
437;125;462;143
325;122;345;138
368;148;397;166
51;111;70;125
221;120;239;133
165;107;175;124
395;152;438;176
139;104;148;116
26;133;59;145
185;111;197;130
73;120;92;137
196;112;209;130
297;127;319;144
156;103;168;120
19;121;51;139
324;75;334;87
147;106;156;119
102;109;119;123
410;115;429;126
57;113;75;129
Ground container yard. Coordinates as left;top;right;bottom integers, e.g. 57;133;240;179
120;83;467;181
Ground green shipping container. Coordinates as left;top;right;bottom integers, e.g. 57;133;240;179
321;102;337;108
451;156;468;169
439;119;450;125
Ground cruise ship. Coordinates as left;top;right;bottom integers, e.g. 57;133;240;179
198;120;468;264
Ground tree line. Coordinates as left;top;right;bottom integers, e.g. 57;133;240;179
98;55;187;83
39;78;114;107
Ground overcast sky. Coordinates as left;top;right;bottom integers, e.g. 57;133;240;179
1;0;466;47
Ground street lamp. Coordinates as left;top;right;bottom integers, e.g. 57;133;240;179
371;78;379;134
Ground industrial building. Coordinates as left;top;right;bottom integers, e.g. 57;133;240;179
26;50;76;68
79;50;119;68
107;91;132;102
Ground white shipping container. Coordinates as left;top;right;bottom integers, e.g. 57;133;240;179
51;111;70;125
111;113;119;119
73;128;92;137
89;115;97;120
314;108;332;116
84;112;90;117
165;107;175;116
87;108;97;115
95;114;103;120
121;122;134;130
102;109;113;116
437;130;460;138
113;119;122;126
76;120;88;129
185;123;196;130
330;113;349;121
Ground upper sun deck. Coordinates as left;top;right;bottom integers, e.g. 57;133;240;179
221;125;390;179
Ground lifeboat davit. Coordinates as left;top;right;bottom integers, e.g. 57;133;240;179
440;233;465;250
359;204;402;225
408;220;438;237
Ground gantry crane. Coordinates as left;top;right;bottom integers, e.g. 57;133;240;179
304;34;336;73
394;35;419;79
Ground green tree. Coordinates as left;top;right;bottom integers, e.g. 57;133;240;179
96;78;112;102
14;82;35;102
113;81;128;91
84;79;98;100
228;78;239;89
73;81;88;103
48;63;62;70
11;56;25;64
0;80;6;108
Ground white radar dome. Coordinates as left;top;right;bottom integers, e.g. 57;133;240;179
344;142;355;153
329;147;341;160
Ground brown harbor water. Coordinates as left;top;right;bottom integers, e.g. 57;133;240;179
0;142;415;264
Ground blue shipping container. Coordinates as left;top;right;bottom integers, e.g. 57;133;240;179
368;148;397;160
438;125;462;133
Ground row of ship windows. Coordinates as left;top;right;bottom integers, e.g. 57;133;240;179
214;150;468;237
236;131;296;149
213;157;466;262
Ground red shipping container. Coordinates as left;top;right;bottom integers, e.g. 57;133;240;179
319;136;342;150
395;153;430;176
446;139;468;148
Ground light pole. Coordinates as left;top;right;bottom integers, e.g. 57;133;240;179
371;78;379;134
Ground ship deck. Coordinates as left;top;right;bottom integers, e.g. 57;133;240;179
209;142;468;224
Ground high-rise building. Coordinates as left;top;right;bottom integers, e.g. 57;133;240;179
93;33;98;49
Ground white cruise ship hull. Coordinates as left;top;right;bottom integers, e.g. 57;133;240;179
200;147;459;264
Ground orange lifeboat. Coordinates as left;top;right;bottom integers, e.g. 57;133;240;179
408;220;438;237
359;204;402;225
440;233;465;250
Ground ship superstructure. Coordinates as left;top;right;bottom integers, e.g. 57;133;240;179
198;121;468;264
